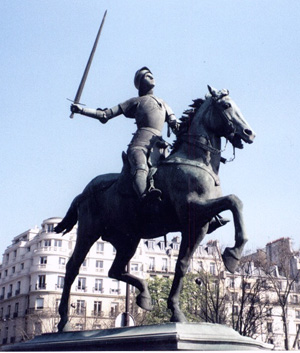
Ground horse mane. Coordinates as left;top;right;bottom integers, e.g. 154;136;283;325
170;97;205;153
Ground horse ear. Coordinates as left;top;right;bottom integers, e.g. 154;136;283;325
207;85;217;97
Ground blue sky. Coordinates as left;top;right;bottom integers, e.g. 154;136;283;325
1;0;300;257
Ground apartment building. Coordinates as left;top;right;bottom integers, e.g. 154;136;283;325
0;217;300;350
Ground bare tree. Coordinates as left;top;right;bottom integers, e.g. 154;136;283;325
229;258;271;339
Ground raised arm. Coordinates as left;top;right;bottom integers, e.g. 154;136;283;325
70;104;123;124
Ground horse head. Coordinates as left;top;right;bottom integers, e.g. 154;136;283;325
205;85;256;149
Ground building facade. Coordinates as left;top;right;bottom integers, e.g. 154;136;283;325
0;218;300;350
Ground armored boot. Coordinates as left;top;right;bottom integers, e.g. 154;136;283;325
207;215;230;234
133;170;161;202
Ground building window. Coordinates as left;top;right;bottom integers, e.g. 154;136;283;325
40;256;47;265
94;301;102;316
8;284;13;298
54;239;62;247
35;322;42;335
44;239;51;247
21;263;24;270
94;279;103;292
96;260;104;270
267;308;272;317
57;276;65;289
14;303;19;317
162;258;168;271
267;322;273;333
244;282;251;290
147;241;155;250
4;270;8;277
36;297;44;309
75;323;84;331
209;262;216;275
59;257;66;265
76;300;85;315
13;250;17;258
37;275;46;289
110;302;119;317
55;299;60;313
296;310;300;319
149;257;155;271
131;263;139;272
1;287;5;299
77;277;86;291
82;259;87;268
110;280;120;294
233;305;239;315
231;292;238;301
96;242;104;253
46;224;54;233
292;295;299;304
172;242;180;250
12;267;15;274
159;241;165;250
15;281;21;296
6;305;11;319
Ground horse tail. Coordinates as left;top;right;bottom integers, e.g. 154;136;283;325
54;195;80;235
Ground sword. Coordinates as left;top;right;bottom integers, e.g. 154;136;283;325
70;10;107;119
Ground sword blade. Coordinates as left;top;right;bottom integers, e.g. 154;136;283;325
70;10;107;118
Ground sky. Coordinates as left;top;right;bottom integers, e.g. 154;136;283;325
1;0;300;258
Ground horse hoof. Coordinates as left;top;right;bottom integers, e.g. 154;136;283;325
136;293;153;311
170;311;188;323
222;247;240;274
57;320;72;332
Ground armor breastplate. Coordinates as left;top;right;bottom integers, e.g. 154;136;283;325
135;95;166;131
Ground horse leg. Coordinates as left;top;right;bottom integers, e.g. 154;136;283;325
57;229;98;332
167;226;208;322
188;194;248;273
108;238;153;311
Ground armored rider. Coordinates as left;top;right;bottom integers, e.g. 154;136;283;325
71;67;180;201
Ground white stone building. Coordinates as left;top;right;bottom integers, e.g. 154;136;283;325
1;217;300;350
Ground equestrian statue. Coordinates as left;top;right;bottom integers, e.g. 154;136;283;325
54;64;256;331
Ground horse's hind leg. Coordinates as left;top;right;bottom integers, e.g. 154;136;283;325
58;229;98;332
168;226;207;322
108;238;153;311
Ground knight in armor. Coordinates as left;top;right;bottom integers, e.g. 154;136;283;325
71;67;180;201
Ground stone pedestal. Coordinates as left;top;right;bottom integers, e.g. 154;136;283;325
2;322;273;351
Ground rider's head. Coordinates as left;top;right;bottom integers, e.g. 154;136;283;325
134;67;155;96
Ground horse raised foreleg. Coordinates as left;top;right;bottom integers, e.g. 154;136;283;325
188;194;248;273
168;226;208;322
58;230;98;332
108;238;153;311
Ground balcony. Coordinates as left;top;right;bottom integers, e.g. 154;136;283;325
109;288;121;295
13;312;18;318
15;289;20;296
75;286;87;293
35;284;47;290
92;310;104;317
7;292;12;298
0;295;4;300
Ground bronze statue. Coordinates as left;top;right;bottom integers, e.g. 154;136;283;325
55;85;255;331
71;67;180;201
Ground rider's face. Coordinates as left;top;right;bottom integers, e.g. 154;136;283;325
141;72;155;90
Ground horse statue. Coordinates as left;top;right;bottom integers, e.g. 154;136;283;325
55;85;255;331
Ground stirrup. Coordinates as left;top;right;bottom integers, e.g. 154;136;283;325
141;188;162;203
